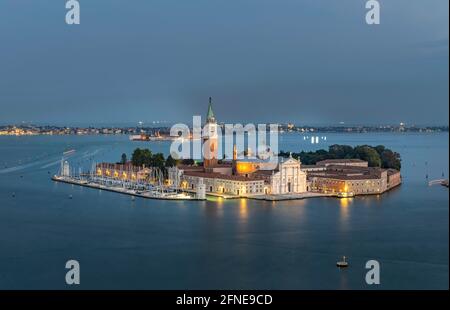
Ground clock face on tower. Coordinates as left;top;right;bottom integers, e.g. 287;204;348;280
209;124;216;136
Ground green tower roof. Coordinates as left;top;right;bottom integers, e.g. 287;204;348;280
207;97;215;122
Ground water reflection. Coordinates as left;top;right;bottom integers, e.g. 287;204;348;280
339;268;349;289
339;198;352;230
204;197;224;218
239;198;248;221
216;197;224;209
340;197;350;208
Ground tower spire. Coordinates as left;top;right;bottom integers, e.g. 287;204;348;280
206;97;215;123
203;97;218;169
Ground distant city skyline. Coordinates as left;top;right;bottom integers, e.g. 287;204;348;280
1;121;449;128
0;0;448;125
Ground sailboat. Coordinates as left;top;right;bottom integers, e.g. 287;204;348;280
336;256;349;268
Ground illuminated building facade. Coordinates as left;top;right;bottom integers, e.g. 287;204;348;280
181;171;266;196
307;164;401;195
95;163;151;181
268;156;308;194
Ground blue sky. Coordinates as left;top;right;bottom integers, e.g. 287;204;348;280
0;0;448;126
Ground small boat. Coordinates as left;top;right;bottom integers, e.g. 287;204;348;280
69;194;73;199
338;192;354;198
63;149;76;156
337;256;349;268
129;134;148;141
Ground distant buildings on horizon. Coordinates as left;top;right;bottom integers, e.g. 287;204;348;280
0;123;448;136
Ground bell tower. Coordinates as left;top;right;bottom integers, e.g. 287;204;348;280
203;97;218;169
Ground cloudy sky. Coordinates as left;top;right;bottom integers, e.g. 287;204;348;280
0;0;448;126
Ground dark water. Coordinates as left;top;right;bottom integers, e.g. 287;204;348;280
0;133;448;289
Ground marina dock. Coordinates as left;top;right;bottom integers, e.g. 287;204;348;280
52;175;336;202
52;175;205;201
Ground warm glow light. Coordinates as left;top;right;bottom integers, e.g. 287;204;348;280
236;162;257;174
239;198;248;219
240;186;246;195
340;197;350;208
181;181;188;189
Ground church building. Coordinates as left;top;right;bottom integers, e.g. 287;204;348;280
168;98;308;197
268;155;308;195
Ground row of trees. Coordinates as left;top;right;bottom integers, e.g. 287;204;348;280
128;148;175;171
280;144;401;170
120;148;199;172
122;145;401;171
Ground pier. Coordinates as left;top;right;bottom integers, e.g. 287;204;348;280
428;179;449;187
51;158;206;201
52;175;205;201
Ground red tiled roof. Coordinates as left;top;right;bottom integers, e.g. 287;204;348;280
307;165;392;181
387;169;400;176
177;165;204;171
183;171;264;182
317;159;367;165
252;170;277;175
308;173;381;180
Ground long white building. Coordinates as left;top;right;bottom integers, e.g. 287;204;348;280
168;155;308;197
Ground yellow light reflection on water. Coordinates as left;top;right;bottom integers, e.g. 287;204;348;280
216;197;224;209
239;198;248;220
340;197;350;208
339;197;352;230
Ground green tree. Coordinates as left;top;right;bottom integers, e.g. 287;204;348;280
142;149;153;167
151;152;166;170
279;144;400;169
181;159;195;166
329;144;354;159
165;154;177;167
374;145;386;155
131;148;153;167
120;153;127;164
131;148;143;166
380;149;401;170
354;145;381;167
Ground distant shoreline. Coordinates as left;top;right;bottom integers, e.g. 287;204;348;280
0;124;448;136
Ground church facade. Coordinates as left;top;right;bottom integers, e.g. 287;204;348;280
269;156;308;195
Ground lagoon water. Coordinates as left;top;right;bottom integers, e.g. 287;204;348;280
0;133;448;289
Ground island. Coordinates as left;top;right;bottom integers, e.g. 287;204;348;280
52;102;402;201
